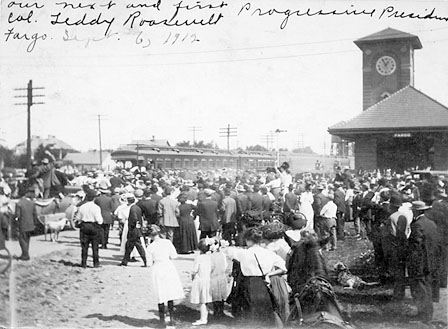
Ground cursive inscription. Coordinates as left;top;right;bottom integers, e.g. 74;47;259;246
4;27;47;52
50;12;115;36
123;1;227;28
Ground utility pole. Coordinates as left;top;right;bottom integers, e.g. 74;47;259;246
219;124;237;152
261;132;274;151
14;80;45;164
188;126;202;145
97;114;104;168
275;129;287;165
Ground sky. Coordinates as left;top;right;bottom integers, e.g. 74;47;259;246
1;0;448;155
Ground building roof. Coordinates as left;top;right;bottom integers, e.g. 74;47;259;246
64;151;110;165
14;135;77;154
130;139;171;147
328;86;448;137
354;28;422;49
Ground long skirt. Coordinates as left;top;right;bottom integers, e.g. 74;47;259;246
178;216;198;253
239;276;278;325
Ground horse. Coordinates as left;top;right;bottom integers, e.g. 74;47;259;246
286;232;356;329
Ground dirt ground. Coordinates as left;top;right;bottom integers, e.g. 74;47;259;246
1;227;446;329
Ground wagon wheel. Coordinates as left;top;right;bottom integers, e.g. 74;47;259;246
0;247;11;274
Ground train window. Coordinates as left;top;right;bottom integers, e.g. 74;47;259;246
174;159;181;169
184;159;190;168
209;159;214;168
193;159;199;168
165;158;172;169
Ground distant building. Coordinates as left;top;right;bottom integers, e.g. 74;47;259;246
328;28;448;172
13;135;77;159
63;151;115;172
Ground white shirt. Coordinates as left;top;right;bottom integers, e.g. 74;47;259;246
114;204;131;223
225;245;286;276
320;200;337;218
75;201;103;224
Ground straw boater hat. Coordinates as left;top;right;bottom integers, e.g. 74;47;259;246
411;201;431;211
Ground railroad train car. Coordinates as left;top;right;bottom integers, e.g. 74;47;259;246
111;144;276;171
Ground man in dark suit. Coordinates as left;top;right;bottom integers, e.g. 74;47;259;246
235;185;249;220
137;188;158;225
360;183;375;239
196;189;219;239
14;189;37;260
408;201;442;323
150;185;162;204
95;189;114;249
247;184;263;221
333;182;346;241
120;190;147;267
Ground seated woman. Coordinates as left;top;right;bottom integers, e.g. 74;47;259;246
224;227;286;327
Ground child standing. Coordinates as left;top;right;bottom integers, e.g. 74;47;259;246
190;239;212;325
210;240;229;318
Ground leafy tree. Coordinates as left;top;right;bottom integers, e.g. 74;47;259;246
292;146;315;154
246;145;268;152
33;143;61;162
176;140;217;149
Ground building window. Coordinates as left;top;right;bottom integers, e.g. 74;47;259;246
223;159;228;168
201;159;207;168
209;159;214;168
216;159;221;168
156;158;163;169
184;159;190;168
165;158;172;169
229;159;234;168
193;159;199;168
174;159;181;169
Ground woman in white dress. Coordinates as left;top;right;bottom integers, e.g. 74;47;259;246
299;183;315;233
146;225;185;328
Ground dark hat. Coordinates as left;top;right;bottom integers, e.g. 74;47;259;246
289;213;307;230
86;189;97;199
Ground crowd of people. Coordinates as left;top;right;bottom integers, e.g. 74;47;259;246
2;155;448;327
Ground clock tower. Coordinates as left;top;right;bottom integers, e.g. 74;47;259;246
354;28;422;110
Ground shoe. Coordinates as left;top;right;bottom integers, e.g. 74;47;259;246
192;320;207;326
102;245;107;249
129;257;138;262
141;264;147;268
119;263;127;266
94;264;101;268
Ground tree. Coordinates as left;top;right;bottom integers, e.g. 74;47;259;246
246;145;268;152
176;140;217;149
292;146;316;154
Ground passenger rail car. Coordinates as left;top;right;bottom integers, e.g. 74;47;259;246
111;145;276;171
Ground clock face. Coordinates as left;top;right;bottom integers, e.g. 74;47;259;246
376;56;396;75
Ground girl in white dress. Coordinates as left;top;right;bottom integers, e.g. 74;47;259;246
300;183;315;233
146;225;185;328
190;239;212;325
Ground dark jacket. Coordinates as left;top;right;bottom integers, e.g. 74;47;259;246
313;192;329;215
127;204;143;241
408;214;442;279
236;193;249;217
15;197;37;232
137;198;158;224
247;192;263;212
333;189;346;213
196;198;219;232
95;195;114;225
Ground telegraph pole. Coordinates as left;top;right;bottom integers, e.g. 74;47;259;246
219;124;237;151
188;126;202;144
97;114;104;168
261;132;274;151
14;80;45;164
275;129;287;165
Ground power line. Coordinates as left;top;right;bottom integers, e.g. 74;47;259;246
188;126;202;144
219;124;237;152
261;133;275;151
13;80;45;163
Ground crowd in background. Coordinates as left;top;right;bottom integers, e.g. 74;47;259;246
1;153;448;326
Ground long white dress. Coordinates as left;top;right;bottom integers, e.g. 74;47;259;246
147;239;185;304
299;191;315;233
190;253;212;304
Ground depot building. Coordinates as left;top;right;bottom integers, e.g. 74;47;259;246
328;28;448;172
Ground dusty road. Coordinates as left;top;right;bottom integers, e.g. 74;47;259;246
1;228;446;329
